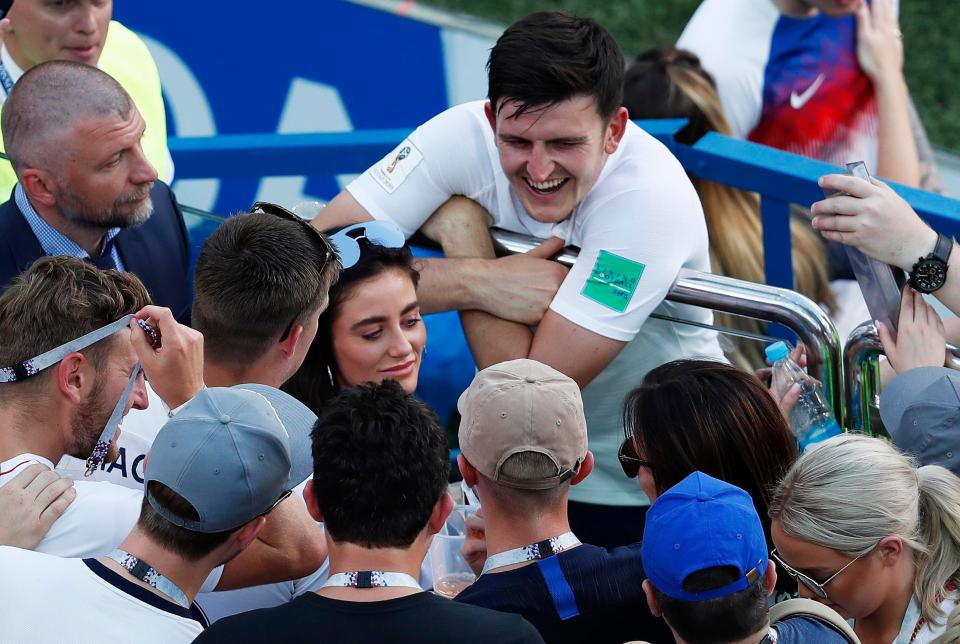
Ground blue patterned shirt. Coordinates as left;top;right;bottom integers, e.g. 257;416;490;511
15;183;125;270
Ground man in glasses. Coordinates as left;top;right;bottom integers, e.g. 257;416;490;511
0;60;191;323
453;359;671;644
313;11;725;547
0;386;315;643
0;257;325;588
642;472;850;643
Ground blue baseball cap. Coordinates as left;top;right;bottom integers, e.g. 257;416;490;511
642;471;767;602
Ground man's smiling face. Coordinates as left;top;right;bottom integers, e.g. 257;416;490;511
487;95;628;224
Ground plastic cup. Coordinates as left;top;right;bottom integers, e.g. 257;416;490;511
429;534;476;598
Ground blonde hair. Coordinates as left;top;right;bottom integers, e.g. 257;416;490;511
769;434;960;632
624;49;834;367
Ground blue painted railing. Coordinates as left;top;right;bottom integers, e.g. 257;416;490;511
168;119;960;289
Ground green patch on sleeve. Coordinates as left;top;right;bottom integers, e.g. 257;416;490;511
581;250;645;313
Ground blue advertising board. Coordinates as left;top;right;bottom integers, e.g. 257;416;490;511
112;0;498;428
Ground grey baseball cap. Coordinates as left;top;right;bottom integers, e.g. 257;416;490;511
880;366;960;475
144;385;317;533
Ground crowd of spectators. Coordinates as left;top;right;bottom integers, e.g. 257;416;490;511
2;1;960;643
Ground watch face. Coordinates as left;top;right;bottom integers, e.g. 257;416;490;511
912;259;948;292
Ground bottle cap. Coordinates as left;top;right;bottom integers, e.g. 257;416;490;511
764;341;790;363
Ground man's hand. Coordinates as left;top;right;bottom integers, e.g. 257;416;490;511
476;249;569;326
0;465;76;549
811;174;937;271
855;0;903;84
878;286;947;374
460;509;487;577
130;306;204;409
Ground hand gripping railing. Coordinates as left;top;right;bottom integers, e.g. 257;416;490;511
490;228;846;425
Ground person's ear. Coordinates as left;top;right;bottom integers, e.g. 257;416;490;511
765;560;777;596
484;101;497;134
233;516;267;552
302;479;324;523
19;168;59;209
278;322;304;359
570;451;594;485
458;454;479;488
642;579;663;618
603;106;629;155
427;490;454;535
877;535;904;567
56;352;89;404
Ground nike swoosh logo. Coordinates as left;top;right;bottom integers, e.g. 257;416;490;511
790;73;825;109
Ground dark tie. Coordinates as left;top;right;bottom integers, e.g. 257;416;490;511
88;240;119;271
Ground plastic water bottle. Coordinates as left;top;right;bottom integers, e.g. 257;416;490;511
765;341;842;450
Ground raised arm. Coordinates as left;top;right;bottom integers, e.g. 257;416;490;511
812;174;960;314
855;0;919;187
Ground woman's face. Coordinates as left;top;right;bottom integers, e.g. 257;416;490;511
770;519;893;620
330;268;426;394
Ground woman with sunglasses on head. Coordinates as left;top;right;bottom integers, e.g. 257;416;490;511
769;434;960;643
282;220;426;415
620;359;797;593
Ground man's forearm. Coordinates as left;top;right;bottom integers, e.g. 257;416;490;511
216;497;326;590
875;74;920;187
415;256;495;314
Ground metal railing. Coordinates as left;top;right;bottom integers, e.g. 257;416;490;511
492;229;844;423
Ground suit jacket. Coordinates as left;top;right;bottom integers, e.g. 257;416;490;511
0;181;192;324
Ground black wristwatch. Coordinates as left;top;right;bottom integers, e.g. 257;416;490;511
908;232;953;293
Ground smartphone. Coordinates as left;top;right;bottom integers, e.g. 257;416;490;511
824;161;904;334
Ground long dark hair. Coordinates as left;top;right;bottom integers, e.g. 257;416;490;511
624;360;797;562
281;230;419;416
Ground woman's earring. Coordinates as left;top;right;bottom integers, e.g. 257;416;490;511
326;364;335;388
422;344;427;358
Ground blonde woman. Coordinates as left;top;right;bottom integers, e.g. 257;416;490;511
623;48;835;368
769;434;960;643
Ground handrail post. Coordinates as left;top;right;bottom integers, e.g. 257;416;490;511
843;321;885;435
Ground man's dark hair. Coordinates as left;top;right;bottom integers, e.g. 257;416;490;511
0;256;151;399
653;567;769;643
487;11;625;120
310;380;449;548
192;212;341;366
137;482;235;561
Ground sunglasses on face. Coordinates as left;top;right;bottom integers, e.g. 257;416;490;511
618;437;652;479
769;547;872;600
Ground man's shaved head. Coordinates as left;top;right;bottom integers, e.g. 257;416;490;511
2;60;132;174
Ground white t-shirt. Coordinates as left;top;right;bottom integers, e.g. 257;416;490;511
677;0;882;169
347;100;725;505
0;546;205;644
56;382;168;489
0;454;223;590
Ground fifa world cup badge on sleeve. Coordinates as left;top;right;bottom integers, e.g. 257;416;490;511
581;250;645;313
371;140;424;194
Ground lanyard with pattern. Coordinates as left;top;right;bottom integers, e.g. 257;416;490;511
106;549;190;608
321;571;422;589
481;532;581;575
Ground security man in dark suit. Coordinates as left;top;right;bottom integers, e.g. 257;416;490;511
0;60;191;323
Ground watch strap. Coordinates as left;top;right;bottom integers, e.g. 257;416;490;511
933;232;953;263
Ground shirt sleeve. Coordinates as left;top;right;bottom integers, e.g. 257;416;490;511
676;0;766;139
345;103;494;237
33;482;142;557
549;186;706;342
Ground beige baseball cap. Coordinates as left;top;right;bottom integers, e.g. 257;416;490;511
458;359;587;490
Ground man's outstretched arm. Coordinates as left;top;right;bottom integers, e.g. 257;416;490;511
314;192;566;324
